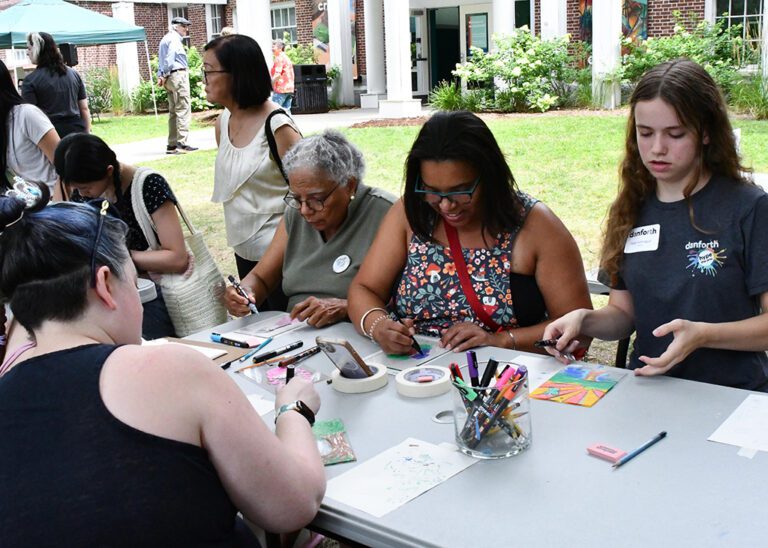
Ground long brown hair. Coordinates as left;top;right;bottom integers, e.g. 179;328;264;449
600;58;751;284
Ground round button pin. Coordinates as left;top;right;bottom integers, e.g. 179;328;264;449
333;254;351;273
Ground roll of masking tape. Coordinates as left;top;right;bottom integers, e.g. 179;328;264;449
331;364;388;394
395;366;451;398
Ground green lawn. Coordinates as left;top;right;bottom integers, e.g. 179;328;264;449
91;114;207;145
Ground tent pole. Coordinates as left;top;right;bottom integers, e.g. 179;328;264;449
10;43;19;90
143;40;158;118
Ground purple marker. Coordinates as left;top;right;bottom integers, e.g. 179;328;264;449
466;351;479;387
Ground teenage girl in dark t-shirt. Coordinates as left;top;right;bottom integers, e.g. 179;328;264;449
543;59;768;391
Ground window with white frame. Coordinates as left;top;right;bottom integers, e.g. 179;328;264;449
207;4;225;40
715;0;764;61
271;3;297;44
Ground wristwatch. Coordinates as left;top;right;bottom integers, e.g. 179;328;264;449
275;400;315;426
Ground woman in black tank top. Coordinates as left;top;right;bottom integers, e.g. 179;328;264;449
0;182;326;545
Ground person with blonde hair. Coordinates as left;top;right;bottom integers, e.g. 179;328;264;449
543;59;768;390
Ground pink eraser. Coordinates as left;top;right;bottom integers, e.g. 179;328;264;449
587;443;627;463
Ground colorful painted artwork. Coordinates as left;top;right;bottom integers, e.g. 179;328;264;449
313;419;356;465
530;365;626;407
579;0;648;44
623;0;648;41
579;0;593;43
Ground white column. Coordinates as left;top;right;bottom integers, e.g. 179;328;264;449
380;0;421;117
111;2;141;95
235;0;272;67
361;0;385;108
591;0;622;109
762;8;768;80
327;0;354;106
492;0;515;43
540;0;567;39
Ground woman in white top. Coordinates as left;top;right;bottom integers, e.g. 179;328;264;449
0;60;59;195
203;34;301;311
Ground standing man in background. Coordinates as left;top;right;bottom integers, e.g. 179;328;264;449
270;39;295;114
157;17;197;154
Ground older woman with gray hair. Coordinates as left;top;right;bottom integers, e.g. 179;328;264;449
224;129;395;327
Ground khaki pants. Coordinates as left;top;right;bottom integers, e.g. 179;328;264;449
165;70;191;147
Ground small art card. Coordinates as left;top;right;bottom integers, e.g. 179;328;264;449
313;419;356;466
530;365;627;407
235;313;307;339
363;335;450;372
240;364;328;393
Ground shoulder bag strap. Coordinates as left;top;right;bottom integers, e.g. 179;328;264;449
130;167;162;250
443;222;503;332
264;108;294;184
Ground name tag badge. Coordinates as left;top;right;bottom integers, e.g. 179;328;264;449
624;224;660;253
333;254;351;273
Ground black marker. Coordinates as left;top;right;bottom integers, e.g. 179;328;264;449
534;338;559;348
479;358;499;387
251;341;304;363
285;365;295;381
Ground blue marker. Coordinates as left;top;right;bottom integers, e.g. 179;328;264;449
237;337;273;363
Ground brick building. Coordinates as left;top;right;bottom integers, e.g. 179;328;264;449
1;0;763;111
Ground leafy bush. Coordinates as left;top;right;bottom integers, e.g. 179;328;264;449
428;81;464;111
451;27;571;112
730;75;768;120
285;31;315;65
619;12;743;94
85;67;111;115
109;66;128;114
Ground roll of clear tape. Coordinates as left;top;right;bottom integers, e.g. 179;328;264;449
395;366;451;398
331;363;388;394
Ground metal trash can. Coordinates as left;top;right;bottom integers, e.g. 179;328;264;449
292;64;329;114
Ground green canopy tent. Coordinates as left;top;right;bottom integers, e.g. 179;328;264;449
0;0;157;114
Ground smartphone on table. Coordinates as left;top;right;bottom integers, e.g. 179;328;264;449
316;337;374;379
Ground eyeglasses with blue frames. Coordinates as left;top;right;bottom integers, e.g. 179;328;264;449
414;176;481;205
283;182;341;212
90;200;110;288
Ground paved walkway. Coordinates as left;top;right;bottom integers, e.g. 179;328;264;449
114;106;431;165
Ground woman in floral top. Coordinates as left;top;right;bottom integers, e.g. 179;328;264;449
349;111;592;355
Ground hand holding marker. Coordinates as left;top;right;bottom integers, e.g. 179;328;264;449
228;275;259;315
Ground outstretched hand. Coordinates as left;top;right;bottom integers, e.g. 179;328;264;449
635;319;703;376
290;297;347;328
440;322;495;352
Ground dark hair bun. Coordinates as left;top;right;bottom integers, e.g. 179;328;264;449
0;179;50;231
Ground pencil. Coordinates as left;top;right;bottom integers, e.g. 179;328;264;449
612;431;667;469
235;355;284;373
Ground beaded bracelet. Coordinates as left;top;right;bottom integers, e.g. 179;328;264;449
359;307;387;338
367;314;390;342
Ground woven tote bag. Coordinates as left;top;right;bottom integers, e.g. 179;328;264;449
131;168;227;337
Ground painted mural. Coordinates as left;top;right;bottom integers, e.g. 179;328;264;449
578;0;648;43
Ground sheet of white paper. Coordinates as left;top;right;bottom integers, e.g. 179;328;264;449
247;394;275;416
142;339;227;360
708;394;768;452
508;354;564;391
364;336;451;372
325;437;477;518
235;313;307;338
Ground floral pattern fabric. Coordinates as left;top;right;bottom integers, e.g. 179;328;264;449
271;52;294;94
393;192;538;336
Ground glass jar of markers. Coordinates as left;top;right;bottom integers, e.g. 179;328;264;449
451;360;532;459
